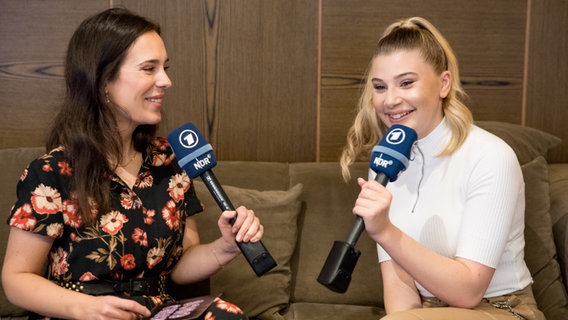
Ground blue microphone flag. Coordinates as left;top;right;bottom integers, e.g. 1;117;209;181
167;123;217;179
166;122;278;277
318;124;417;293
370;124;417;182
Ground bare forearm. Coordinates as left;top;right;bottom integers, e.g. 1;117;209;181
381;260;422;313
3;272;91;319
170;237;240;284
376;224;492;307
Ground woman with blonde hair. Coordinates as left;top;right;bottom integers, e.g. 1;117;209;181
341;17;544;319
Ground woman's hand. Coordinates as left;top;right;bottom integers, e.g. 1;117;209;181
79;295;151;320
171;208;263;282
353;177;393;241
217;205;264;251
3;228;151;320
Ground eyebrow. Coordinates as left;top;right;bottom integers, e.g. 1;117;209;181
371;72;418;82
137;58;170;66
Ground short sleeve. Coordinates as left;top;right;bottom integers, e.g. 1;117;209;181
7;151;70;238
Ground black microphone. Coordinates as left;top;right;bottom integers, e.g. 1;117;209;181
167;122;277;277
317;124;417;293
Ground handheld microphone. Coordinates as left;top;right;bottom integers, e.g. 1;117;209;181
167;122;277;277
317;124;417;293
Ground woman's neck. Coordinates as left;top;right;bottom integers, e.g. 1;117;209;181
115;139;141;189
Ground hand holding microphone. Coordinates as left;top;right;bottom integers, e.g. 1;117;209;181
317;124;417;293
167;123;277;277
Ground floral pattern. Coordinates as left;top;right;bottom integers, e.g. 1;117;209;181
7;138;203;306
204;297;247;319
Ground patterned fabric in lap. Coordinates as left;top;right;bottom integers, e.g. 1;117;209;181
202;297;249;320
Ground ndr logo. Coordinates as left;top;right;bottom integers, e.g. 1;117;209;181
179;129;199;149
385;128;406;145
373;154;393;168
194;154;213;170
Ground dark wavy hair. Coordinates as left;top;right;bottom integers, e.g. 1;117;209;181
46;8;160;223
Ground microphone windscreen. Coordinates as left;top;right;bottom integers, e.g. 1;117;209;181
167;122;217;178
370;124;417;182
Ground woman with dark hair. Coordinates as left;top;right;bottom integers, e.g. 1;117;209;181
2;8;258;320
341;17;545;319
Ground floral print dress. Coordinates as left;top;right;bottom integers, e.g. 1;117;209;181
8;138;210;314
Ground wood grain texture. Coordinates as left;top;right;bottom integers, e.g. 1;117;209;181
0;0;566;162
118;0;319;162
0;0;108;148
319;0;527;161
525;0;568;163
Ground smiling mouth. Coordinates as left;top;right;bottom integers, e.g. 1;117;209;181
388;110;413;120
146;97;163;103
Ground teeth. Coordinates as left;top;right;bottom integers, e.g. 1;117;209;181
390;111;409;119
147;98;162;103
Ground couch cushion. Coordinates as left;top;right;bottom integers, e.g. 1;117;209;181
193;181;303;319
522;156;568;317
0;147;45;317
476;121;561;165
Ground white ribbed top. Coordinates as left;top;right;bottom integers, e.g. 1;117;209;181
375;118;532;297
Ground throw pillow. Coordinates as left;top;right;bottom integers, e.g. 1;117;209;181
522;156;568;314
476;121;561;165
193;181;303;319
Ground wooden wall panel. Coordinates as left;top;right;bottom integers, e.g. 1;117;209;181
209;0;318;162
526;0;568;163
319;0;527;161
0;0;108;148
118;0;319;162
0;0;566;163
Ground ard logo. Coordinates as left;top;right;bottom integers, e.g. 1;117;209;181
179;129;199;149
386;128;406;145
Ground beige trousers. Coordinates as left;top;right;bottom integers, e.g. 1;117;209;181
381;285;545;320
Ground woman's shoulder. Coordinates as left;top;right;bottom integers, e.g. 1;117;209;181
27;147;69;171
18;147;71;192
469;125;515;152
466;125;520;165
